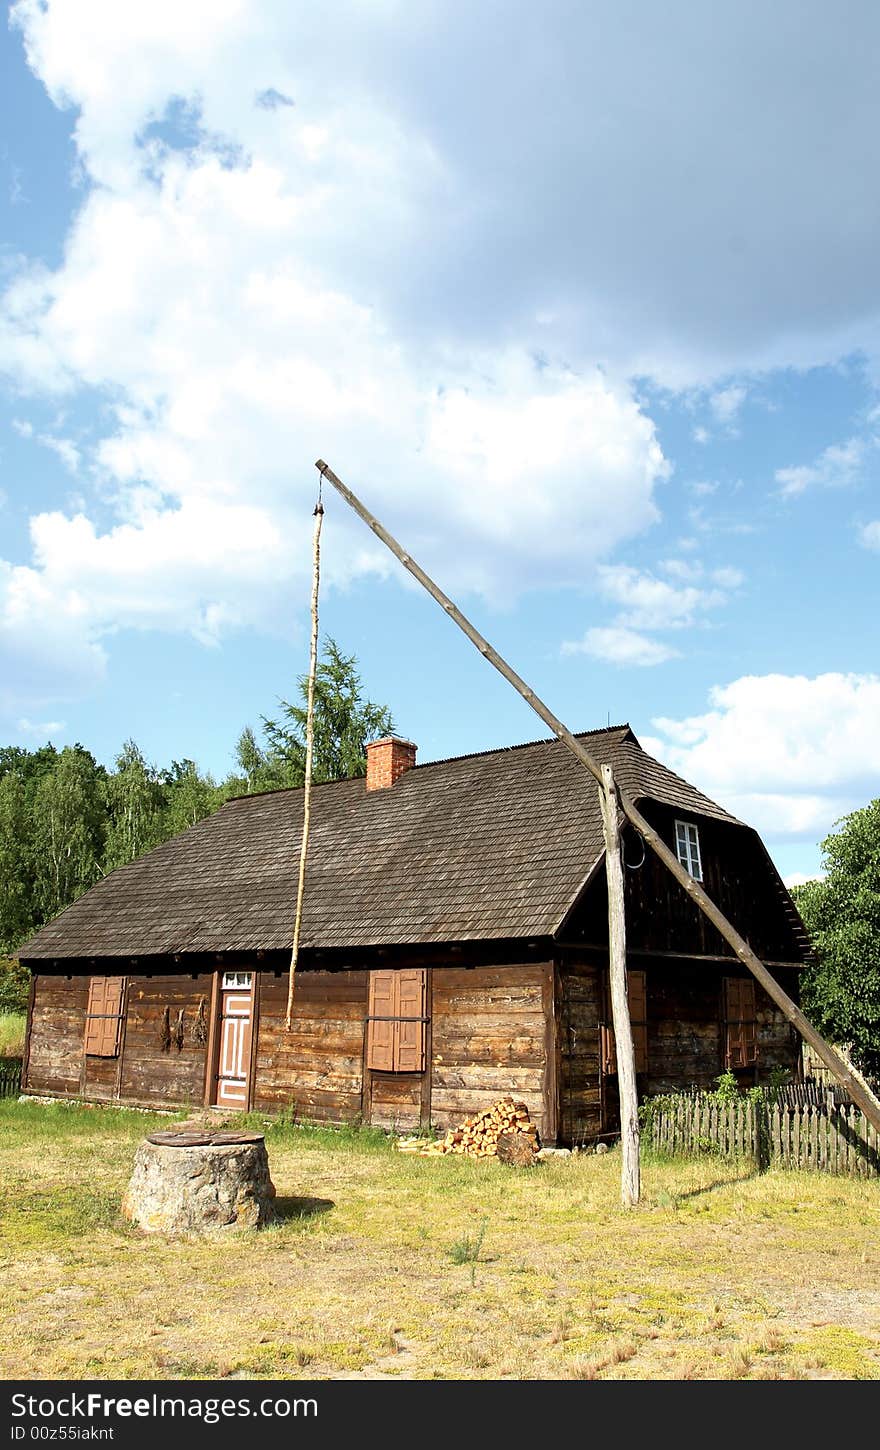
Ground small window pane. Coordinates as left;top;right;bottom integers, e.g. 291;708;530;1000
223;971;252;989
674;820;703;881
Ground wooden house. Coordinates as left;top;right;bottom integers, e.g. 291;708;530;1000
18;727;812;1145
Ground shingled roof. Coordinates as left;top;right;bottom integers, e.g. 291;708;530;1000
20;725;743;961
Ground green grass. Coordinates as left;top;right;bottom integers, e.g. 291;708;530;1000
1;1097;879;1380
0;1011;25;1058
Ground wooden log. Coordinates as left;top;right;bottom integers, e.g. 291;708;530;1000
285;498;324;1030
599;765;640;1208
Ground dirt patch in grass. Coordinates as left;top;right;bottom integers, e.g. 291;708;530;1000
1;1100;879;1381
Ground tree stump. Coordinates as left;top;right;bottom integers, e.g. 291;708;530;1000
121;1130;276;1234
496;1131;539;1167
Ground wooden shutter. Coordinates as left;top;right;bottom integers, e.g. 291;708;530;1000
84;976;124;1057
395;969;427;1072
367;970;396;1070
366;968;427;1072
628;971;648;1073
724;977;757;1069
600;971;648;1075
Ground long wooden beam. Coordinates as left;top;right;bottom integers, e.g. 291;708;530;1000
315;459;880;1134
600;764;640;1204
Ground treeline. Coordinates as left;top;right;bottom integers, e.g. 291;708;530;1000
0;640;393;961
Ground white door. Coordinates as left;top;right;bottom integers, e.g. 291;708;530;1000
215;972;253;1107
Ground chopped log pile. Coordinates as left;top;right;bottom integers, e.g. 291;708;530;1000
396;1096;540;1162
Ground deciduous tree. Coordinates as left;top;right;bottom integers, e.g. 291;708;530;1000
795;798;880;1078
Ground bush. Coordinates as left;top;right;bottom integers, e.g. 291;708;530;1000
0;958;29;1014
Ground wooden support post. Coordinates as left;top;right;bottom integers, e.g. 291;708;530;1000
315;459;880;1136
599;764;640;1207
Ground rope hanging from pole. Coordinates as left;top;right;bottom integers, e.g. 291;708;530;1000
285;478;324;1031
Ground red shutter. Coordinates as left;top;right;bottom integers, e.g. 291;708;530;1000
601;971;648;1074
84;978;105;1055
366;969;427;1072
84;977;124;1058
724;977;757;1068
599;1023;616;1076
367;970;396;1070
628;971;648;1074
395;969;426;1072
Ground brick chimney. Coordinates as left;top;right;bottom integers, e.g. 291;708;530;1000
365;736;417;790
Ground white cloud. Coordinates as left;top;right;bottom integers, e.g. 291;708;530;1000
0;558;108;714
643;672;880;840
775;437;864;499
711;565;745;589
783;870;825;890
5;1;879;389
0;24;670;706
692;426;709;445
562;560;743;668
596;564;728;630
17;716;65;737
13;418;81;470
709;384;747;426
41;434;81;472
659;557;704;583
562;626;678;668
3;0;880;713
860;520;880;550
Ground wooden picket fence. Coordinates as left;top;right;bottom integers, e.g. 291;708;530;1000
0;1057;22;1100
646;1093;880;1178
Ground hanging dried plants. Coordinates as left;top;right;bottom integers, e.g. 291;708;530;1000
174;1008;185;1052
191;995;209;1045
159;1005;172;1052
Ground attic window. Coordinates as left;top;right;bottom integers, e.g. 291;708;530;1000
674;820;703;881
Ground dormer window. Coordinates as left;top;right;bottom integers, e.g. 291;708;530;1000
675;819;703;881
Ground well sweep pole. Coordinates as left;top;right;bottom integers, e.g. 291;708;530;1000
285;499;324;1030
600;763;640;1205
314;458;880;1134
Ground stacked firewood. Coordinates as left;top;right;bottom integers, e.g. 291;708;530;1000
396;1096;540;1163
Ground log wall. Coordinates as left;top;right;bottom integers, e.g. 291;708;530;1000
253;970;367;1122
23;972;212;1108
557;955;801;1144
368;1071;422;1131
430;964;551;1140
24;975;89;1097
120;974;211;1105
557;960;603;1145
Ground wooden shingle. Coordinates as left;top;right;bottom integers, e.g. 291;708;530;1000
20;725;741;962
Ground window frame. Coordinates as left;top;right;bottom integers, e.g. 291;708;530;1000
222;970;253;990
674;818;703;881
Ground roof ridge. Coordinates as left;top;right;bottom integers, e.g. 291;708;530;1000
223;724;634;804
618;736;741;823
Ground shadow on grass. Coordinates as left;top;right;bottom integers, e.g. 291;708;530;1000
272;1195;335;1222
673;1163;760;1203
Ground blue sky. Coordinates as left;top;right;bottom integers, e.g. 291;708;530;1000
0;0;878;885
